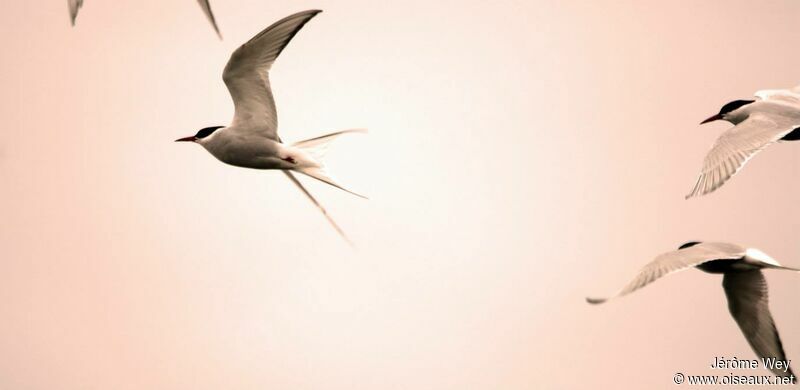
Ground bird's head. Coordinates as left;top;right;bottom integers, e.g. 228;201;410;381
175;126;224;144
700;99;755;124
678;241;702;250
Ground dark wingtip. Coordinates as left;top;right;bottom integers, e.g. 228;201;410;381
298;9;323;18
586;297;606;305
208;11;222;39
303;10;323;20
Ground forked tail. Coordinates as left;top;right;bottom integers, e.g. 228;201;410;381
291;129;367;199
282;129;366;246
770;264;800;272
283;171;354;247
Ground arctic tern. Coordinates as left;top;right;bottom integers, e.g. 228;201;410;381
176;9;366;244
68;0;222;38
587;241;798;378
687;86;800;198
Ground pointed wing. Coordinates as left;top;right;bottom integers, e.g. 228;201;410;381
723;271;794;377
290;129;369;199
68;0;83;26
587;242;746;304
197;0;222;39
222;10;322;141
686;113;797;198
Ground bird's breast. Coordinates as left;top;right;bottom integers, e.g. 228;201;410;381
204;135;284;169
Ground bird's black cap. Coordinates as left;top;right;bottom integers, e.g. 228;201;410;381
678;241;702;250
196;126;224;139
718;100;755;115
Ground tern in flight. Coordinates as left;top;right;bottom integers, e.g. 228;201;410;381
175;9;366;244
686;86;800;198
587;242;798;378
68;0;222;38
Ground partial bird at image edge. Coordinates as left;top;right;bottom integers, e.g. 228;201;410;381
587;242;798;378
685;86;800;198
68;0;223;38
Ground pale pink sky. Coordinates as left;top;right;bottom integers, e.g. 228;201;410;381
1;1;799;389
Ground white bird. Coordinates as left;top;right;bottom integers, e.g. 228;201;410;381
686;86;800;198
68;0;222;38
175;10;366;244
587;241;798;378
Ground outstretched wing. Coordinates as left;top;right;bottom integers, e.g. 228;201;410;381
723;270;794;378
222;10;322;141
686;113;796;198
587;242;746;304
68;0;83;26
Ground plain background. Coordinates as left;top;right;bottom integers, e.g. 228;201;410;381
1;1;799;388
